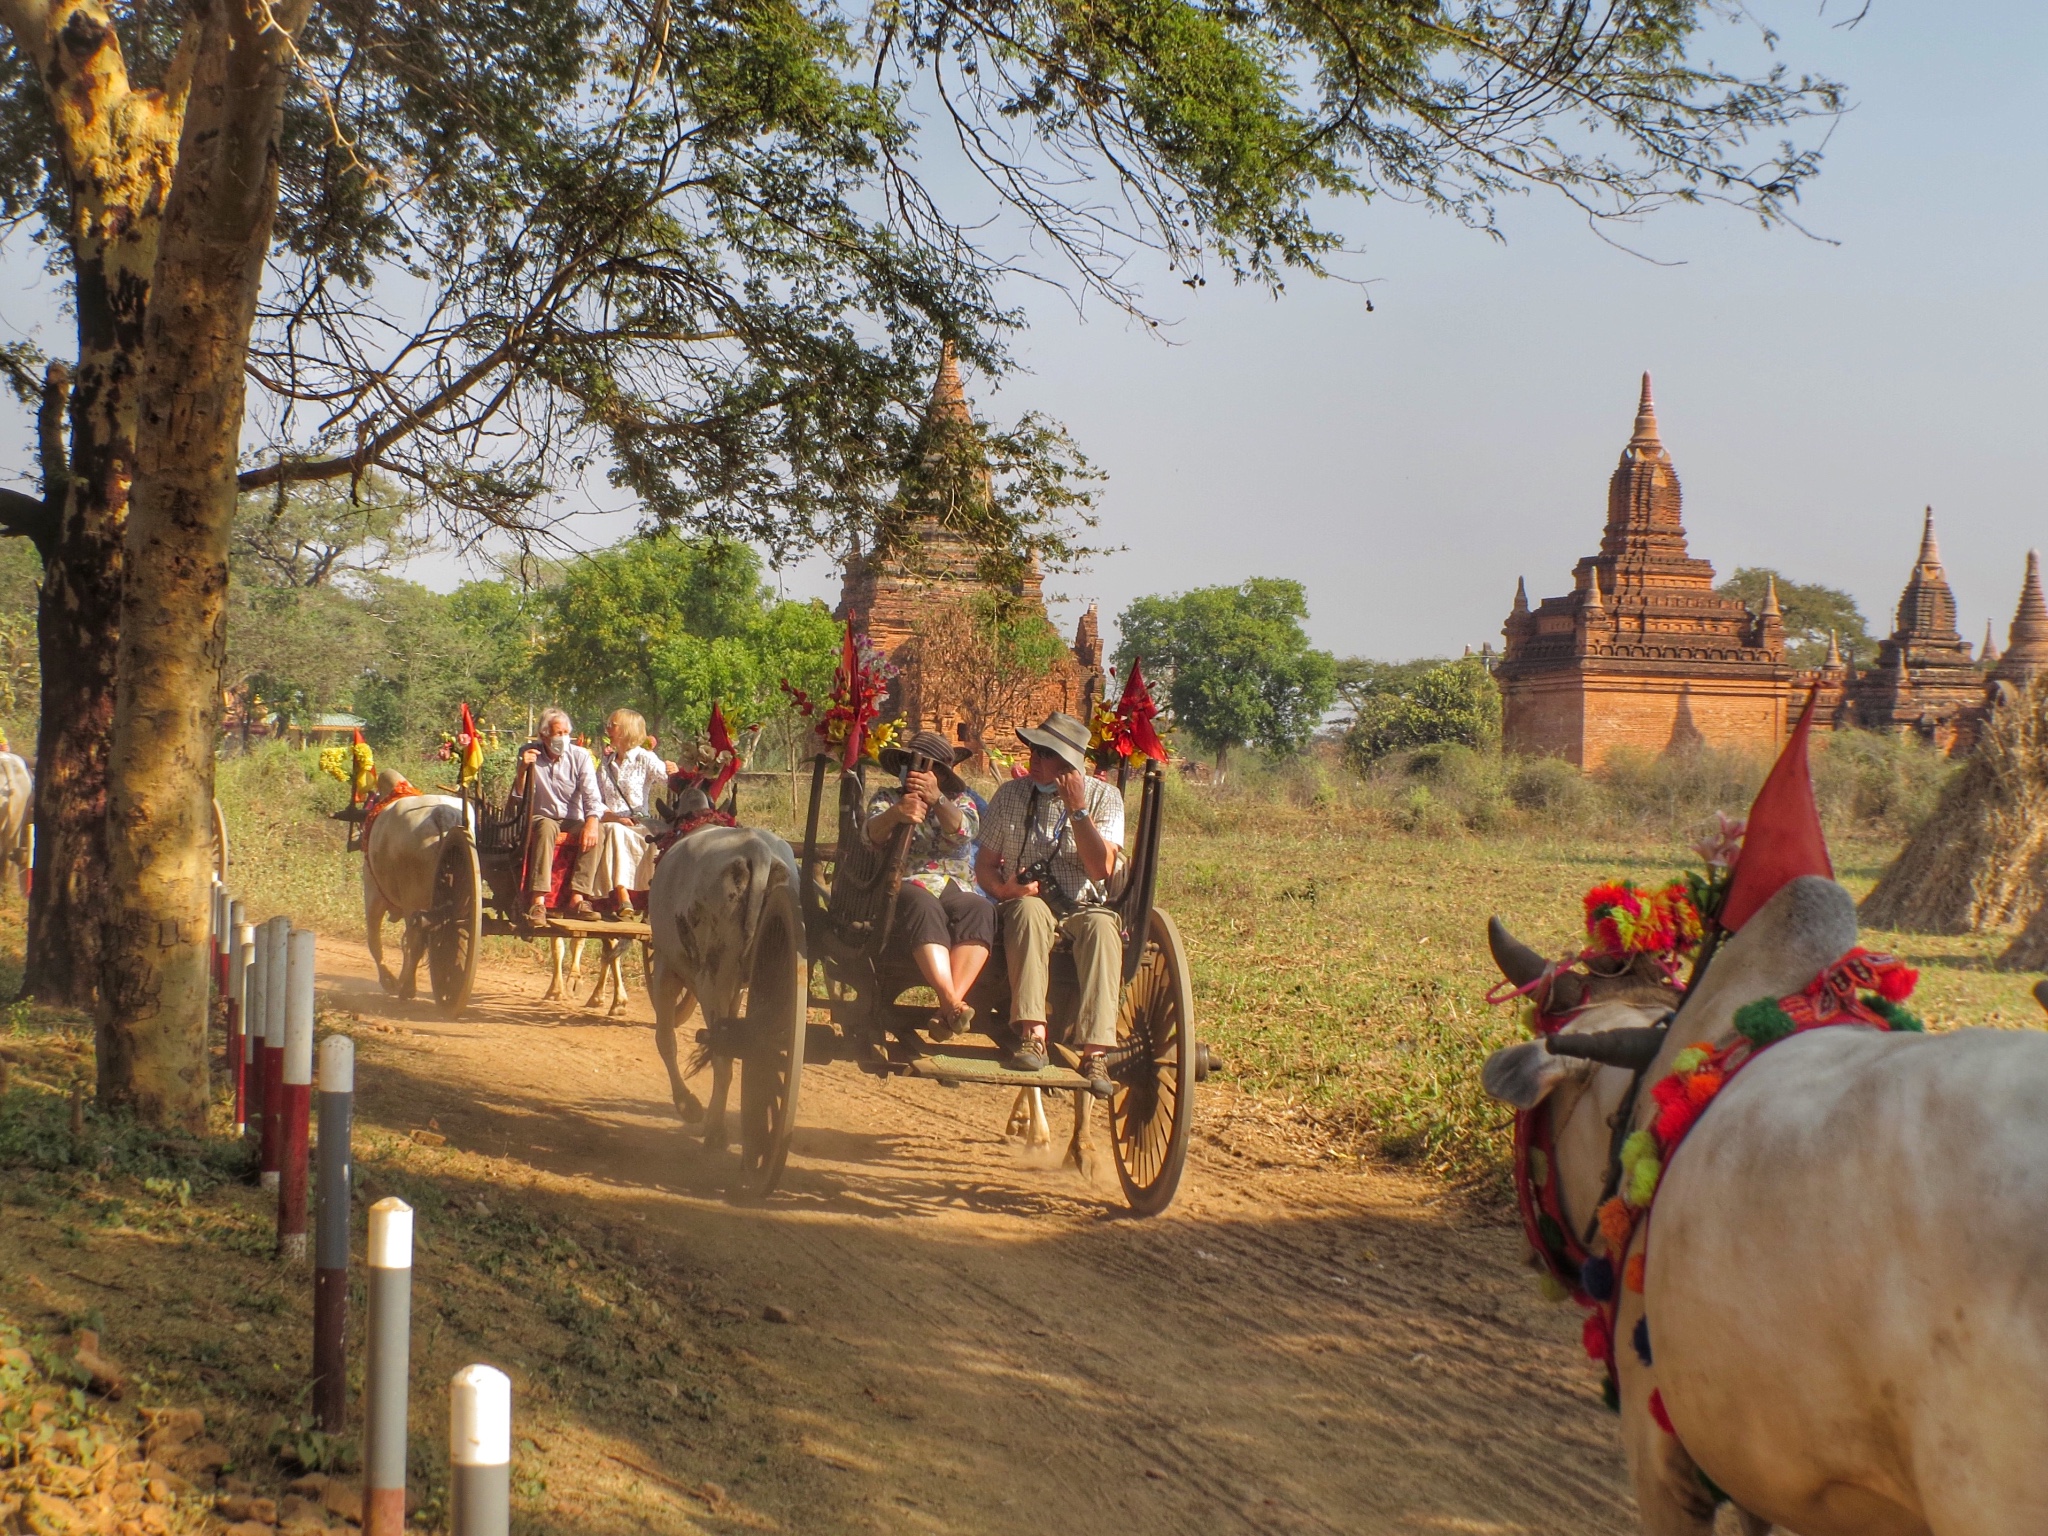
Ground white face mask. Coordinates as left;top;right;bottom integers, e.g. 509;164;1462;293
545;733;569;759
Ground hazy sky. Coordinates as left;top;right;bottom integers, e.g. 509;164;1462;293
5;3;2043;666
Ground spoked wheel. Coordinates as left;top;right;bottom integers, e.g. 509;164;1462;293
426;834;482;1018
732;880;806;1201
1110;906;1196;1216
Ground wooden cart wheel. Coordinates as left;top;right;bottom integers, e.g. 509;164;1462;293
732;879;806;1201
210;798;230;884
426;833;482;1018
1110;906;1196;1216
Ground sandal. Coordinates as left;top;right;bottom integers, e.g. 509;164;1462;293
1004;1028;1049;1073
928;1002;974;1044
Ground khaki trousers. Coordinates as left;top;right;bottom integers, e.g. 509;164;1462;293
1001;897;1122;1049
526;816;602;898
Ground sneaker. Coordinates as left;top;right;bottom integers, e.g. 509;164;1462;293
1005;1031;1049;1073
929;1003;974;1045
564;897;600;920
1078;1051;1114;1097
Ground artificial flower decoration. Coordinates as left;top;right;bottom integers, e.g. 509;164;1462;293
1581;881;1703;961
783;625;894;767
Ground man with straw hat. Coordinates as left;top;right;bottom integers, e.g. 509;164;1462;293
974;711;1124;1090
864;729;994;1039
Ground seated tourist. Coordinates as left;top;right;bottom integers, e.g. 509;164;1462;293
972;711;1123;1089
513;707;604;924
865;730;993;1040
594;708;667;918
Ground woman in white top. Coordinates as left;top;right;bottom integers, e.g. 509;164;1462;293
593;708;670;915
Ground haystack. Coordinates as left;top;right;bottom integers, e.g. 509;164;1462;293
1859;678;2048;936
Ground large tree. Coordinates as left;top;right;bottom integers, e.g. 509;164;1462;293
1116;577;1337;779
0;0;1848;1123
1716;567;1872;669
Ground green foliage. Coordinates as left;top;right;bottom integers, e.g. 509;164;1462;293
0;536;38;746
1115;578;1336;769
1343;657;1501;764
1716;567;1872;669
535;534;839;741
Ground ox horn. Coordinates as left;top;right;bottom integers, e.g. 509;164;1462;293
1545;1026;1668;1072
1488;916;1550;988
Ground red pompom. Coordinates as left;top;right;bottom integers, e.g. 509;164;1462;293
1648;1388;1675;1434
1877;964;1919;1002
1583;1313;1612;1362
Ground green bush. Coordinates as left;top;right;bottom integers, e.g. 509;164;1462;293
1506;755;1595;818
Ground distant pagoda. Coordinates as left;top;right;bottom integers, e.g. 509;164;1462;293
1498;375;1790;768
837;342;1101;750
1845;509;1984;750
1988;550;2048;695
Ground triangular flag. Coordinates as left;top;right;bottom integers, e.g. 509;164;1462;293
707;701;735;758
1718;690;1833;932
352;727;365;746
1118;658;1167;762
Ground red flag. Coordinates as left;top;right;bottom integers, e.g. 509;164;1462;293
458;702;477;747
352;727;365;746
1118;658;1167;762
707;701;735;758
1718;690;1833;932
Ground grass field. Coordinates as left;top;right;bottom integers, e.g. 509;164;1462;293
195;743;2048;1193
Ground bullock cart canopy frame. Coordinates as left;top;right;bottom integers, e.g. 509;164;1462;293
788;752;1215;1214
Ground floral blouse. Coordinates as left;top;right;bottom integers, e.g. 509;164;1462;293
599;745;667;828
864;786;981;896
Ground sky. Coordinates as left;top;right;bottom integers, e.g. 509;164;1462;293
4;3;2044;666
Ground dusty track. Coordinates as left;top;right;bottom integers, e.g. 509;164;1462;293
321;943;1643;1535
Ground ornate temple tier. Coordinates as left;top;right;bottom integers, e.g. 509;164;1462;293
1498;376;1791;767
1844;508;1984;749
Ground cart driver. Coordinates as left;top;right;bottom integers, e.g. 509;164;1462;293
514;707;605;924
974;711;1123;1093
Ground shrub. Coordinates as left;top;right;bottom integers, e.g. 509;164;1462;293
1506;756;1595;819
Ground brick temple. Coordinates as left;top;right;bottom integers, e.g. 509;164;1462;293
837;344;1102;753
1497;376;1791;768
1842;510;1985;748
1988;550;2048;696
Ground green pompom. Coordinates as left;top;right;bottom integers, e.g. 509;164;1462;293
1538;1272;1570;1304
1734;998;1795;1045
1864;994;1925;1032
1627;1154;1661;1207
1620;1129;1661;1205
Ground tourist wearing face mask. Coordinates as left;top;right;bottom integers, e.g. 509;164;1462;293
513;706;606;924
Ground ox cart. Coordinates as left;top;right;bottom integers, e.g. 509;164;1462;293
748;753;1212;1214
337;770;659;1018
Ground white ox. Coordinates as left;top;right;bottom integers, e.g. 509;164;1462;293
644;821;800;1152
0;751;30;897
1482;875;2048;1536
361;779;467;996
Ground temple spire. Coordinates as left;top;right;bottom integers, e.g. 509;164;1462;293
928;338;970;427
1512;576;1529;615
1992;550;2048;688
1631;372;1659;445
1761;573;1781;619
1917;506;1940;568
1582;565;1605;616
1983;619;2000;665
1827;629;1843;670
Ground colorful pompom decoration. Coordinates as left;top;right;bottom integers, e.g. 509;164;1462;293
1734;998;1796;1045
1620;1130;1662;1207
1538;1272;1570;1304
1864;995;1925;1033
1583;1312;1612;1363
1583;881;1703;961
1625;1253;1647;1293
1598;1198;1633;1255
1580;1255;1615;1303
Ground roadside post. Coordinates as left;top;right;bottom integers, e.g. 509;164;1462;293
278;929;316;1262
226;897;244;1000
313;1033;354;1430
209;881;224;994
449;1366;511;1536
244;923;268;1141
228;918;253;1133
364;1198;414;1536
260;915;290;1189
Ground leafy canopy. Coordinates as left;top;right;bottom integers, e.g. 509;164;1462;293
1716;567;1871;669
3;0;1849;574
534;533;839;740
1115;578;1336;762
1341;655;1501;764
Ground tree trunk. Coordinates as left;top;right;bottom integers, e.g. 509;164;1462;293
98;0;304;1127
4;0;183;1007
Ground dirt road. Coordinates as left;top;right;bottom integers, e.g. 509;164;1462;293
321;943;1641;1535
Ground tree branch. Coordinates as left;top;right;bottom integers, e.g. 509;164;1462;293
0;486;54;552
38;360;70;511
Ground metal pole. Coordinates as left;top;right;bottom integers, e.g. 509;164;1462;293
363;1198;414;1536
244;923;267;1142
449;1366;511;1536
313;1034;354;1431
278;930;316;1262
229;917;252;1133
260;916;290;1189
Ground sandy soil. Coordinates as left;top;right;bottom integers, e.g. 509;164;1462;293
320;941;1645;1536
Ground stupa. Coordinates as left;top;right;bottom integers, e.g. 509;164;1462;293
836;343;1101;750
1497;376;1791;767
1988;550;2048;694
1844;509;1985;749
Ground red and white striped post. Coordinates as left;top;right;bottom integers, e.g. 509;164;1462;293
209;881;224;995
215;884;233;998
243;922;267;1141
313;1034;354;1430
450;1366;511;1536
363;1199;414;1536
260;916;291;1190
228;917;252;1132
278;929;316;1262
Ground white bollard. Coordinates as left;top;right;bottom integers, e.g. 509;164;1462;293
364;1199;414;1536
449;1365;512;1536
229;917;253;1133
242;922;266;1139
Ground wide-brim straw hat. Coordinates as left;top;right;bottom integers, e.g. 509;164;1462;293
878;729;973;781
1016;711;1088;771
